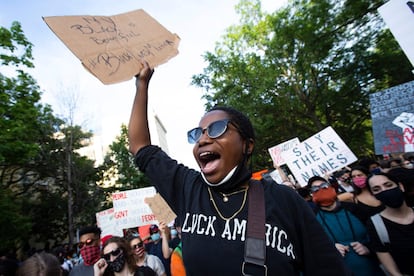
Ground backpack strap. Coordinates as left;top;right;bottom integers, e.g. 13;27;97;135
370;214;390;245
243;180;267;276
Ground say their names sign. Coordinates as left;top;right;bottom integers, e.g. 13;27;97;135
43;9;180;84
282;127;357;187
112;187;157;230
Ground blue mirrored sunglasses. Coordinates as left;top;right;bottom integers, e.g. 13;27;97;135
310;182;331;193
187;119;232;144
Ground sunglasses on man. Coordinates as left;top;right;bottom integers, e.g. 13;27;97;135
187;119;240;144
78;238;98;249
310;182;331;193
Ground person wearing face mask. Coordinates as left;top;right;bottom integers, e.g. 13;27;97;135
158;221;184;276
70;226;102;276
159;222;180;261
358;157;382;175
350;166;385;221
128;60;352;275
145;225;170;276
128;236;163;276
94;236;154;276
387;166;414;207
366;173;414;276
307;176;385;276
333;168;355;203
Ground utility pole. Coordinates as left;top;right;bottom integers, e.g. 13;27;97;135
66;127;75;246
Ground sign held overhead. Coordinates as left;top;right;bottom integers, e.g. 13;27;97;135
43;9;180;84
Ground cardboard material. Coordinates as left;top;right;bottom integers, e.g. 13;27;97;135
43;9;180;84
145;193;177;224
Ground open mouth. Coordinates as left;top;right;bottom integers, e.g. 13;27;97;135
199;151;220;174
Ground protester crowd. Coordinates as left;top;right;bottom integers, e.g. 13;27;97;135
288;154;414;276
4;154;412;276
2;60;413;275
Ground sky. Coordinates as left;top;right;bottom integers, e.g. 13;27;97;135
1;0;287;169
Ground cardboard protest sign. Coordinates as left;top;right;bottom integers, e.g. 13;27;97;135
268;137;300;167
378;1;414;67
112;187;157;230
282;126;357;187
369;80;414;154
145;193;177;224
43;9;180;84
96;208;123;237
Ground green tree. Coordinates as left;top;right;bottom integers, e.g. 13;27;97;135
0;21;62;251
49;125;100;245
97;124;149;207
0;21;101;251
192;0;413;170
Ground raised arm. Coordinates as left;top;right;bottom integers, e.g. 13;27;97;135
128;60;154;155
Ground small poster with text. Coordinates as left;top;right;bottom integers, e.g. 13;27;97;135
112;187;157;230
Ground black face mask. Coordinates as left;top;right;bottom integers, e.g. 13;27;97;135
107;253;126;272
205;154;252;193
374;187;405;208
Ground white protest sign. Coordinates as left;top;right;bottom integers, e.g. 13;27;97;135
268;137;300;166
112;186;157;230
282;126;357;187
378;0;414;67
96;208;123;237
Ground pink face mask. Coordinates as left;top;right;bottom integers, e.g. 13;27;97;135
353;176;367;188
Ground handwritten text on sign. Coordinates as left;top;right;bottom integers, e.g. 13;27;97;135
268;137;300;167
96;208;123;237
43;9;180;84
369;80;414;154
282;126;357;187
112;187;156;229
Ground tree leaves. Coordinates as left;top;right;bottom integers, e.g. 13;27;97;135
192;0;414;169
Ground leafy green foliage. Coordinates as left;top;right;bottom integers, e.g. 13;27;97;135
0;21;101;252
192;0;414;170
0;190;32;251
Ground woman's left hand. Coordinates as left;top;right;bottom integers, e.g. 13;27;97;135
350;242;370;255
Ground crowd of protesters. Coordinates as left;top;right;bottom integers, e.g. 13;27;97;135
277;153;414;276
0;222;181;276
4;59;414;275
1;155;413;276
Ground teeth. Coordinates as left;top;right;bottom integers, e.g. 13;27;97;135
200;151;213;157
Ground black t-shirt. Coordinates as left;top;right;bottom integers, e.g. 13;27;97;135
135;265;156;276
169;237;180;250
135;145;352;276
367;214;414;275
